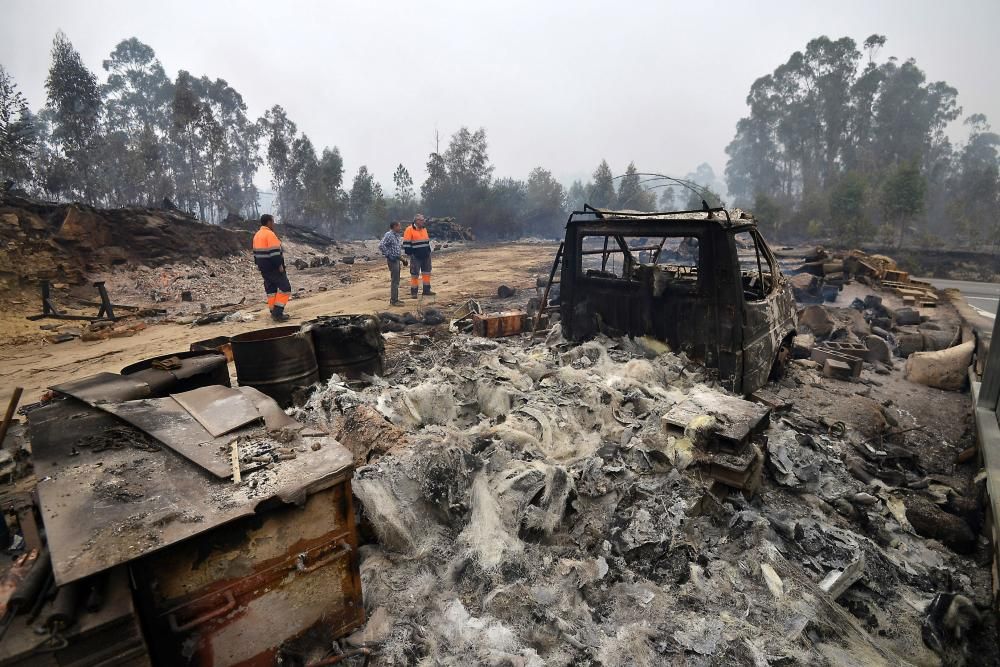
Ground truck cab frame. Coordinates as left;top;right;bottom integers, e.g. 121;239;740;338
558;205;797;395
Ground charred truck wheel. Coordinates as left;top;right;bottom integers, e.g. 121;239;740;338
769;333;795;381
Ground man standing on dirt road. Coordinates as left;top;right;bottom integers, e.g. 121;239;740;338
379;220;406;306
252;214;292;322
403;213;434;298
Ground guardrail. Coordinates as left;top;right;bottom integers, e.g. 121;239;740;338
969;299;1000;609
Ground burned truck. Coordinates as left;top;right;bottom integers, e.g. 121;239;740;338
558;206;796;394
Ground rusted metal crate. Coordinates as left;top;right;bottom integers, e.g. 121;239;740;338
131;477;364;666
472;311;527;338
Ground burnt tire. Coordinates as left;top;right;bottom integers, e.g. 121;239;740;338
769;339;792;382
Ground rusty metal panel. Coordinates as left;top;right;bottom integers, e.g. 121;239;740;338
733;228;798;393
133;482;365;665
29;397;353;586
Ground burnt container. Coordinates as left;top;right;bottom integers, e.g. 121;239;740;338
230;325;319;407
121;350;230;396
306;315;385;382
190;335;233;362
131;473;364;665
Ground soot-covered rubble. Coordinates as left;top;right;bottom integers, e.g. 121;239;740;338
293;327;994;667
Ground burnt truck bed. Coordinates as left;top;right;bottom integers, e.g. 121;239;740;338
558;206;797;395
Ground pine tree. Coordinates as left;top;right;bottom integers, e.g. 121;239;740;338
43;31;102;199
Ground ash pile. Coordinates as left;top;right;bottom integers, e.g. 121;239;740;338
295;329;994;666
424;217;475;242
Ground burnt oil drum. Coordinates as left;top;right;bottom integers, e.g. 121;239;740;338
121;349;230;396
306;314;385;382
230;325;319;407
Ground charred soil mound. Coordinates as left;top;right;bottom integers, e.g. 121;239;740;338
0;194;252;289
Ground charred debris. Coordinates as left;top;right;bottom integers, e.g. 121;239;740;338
0;206;996;666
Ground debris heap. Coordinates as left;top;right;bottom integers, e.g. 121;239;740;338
294;330;992;666
0;194;251;289
425;217;475;242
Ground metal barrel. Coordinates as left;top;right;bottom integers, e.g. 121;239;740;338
230;326;319;407
121;350;230;396
305;315;385;382
190;335;233;362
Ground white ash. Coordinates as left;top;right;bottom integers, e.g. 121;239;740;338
293;334;987;666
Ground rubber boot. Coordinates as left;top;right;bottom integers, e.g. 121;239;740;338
271;304;289;322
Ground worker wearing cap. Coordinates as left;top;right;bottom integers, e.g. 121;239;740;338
379;220;406;306
402;214;434;297
252;214;292;321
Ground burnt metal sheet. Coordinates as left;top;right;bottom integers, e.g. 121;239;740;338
98;396;243;478
171;386;262;437
122;351;231;396
29;397;354;586
662;389;771;446
236;386;303;432
50;372;151;403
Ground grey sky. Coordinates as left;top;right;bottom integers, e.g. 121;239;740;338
3;0;999;194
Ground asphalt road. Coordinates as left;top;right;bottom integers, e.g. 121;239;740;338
919;277;1000;315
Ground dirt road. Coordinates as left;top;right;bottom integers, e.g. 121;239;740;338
0;243;558;409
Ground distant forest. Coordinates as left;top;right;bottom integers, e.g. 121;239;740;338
726;35;999;249
1;32;997;247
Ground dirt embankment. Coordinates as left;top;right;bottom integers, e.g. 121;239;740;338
0;194;252;290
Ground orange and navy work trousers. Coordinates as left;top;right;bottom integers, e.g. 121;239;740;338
260;269;291;314
409;253;432;296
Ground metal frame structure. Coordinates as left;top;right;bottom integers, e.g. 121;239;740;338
552;205;796;395
26;280;119;322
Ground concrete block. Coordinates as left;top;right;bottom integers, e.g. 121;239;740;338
823;359;853;380
811;346;862;377
823;340;868;360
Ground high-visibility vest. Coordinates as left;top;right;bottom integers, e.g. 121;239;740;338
253;226;284;271
403;225;431;257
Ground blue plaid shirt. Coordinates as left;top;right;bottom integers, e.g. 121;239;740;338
379;230;403;260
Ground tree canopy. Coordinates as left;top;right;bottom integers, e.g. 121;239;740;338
9;30;995;248
725;34;997;247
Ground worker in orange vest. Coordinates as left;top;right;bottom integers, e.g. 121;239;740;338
252;214;292;321
402;214;434;297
